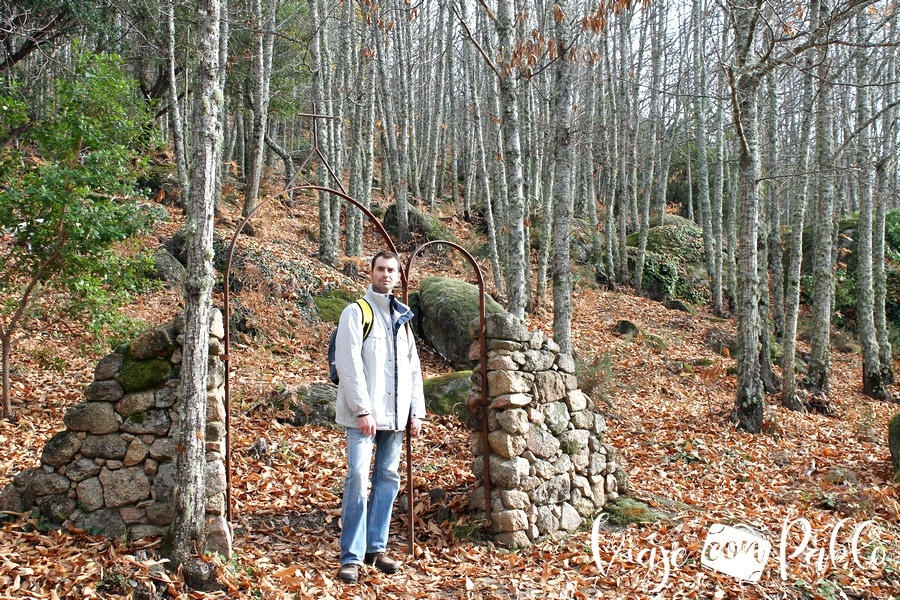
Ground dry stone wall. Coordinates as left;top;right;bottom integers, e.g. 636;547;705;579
0;310;232;557
467;313;625;547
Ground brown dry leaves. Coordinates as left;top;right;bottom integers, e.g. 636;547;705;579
2;195;899;599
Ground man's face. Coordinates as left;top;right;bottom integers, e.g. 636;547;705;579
370;256;400;294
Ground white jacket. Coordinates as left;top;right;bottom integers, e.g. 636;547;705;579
334;286;425;431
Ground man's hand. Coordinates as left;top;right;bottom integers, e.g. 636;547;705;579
409;418;422;437
358;414;376;436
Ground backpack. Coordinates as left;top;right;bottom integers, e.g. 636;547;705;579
328;298;374;384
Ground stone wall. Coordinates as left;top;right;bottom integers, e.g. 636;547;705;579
0;310;232;557
467;313;625;547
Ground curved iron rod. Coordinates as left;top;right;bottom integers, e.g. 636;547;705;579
223;183;401;523
404;241;492;542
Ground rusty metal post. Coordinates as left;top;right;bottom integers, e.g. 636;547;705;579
405;241;492;536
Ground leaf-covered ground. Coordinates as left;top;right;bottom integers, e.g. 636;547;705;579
2;196;899;599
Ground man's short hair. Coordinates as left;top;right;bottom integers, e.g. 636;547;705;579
371;251;400;270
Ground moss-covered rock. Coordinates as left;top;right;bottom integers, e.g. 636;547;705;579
423;371;473;419
602;496;666;526
117;358;173;393
417;276;506;369
890;412;900;482
384;203;455;243
626;222;709;305
314;288;359;324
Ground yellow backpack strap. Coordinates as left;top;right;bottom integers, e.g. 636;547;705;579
356;299;374;340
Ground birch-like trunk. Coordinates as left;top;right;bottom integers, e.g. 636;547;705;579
551;0;576;354
496;0;528;318
166;0;189;205
242;0;276;217
806;22;836;397
309;0;336;263
730;3;764;433
854;11;886;399
171;0;222;580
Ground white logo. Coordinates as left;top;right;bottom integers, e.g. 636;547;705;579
702;524;771;582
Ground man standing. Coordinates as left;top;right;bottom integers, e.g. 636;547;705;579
334;251;425;584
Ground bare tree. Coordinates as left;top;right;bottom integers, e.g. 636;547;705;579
170;0;224;585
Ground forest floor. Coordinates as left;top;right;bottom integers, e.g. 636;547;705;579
1;190;899;600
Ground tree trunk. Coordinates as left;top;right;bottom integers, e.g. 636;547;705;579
855;11;886;399
242;0;276;217
781;31;816;411
730;3;764;433
1;335;12;421
496;0;528;318
309;0;336;264
764;75;785;341
692;0;715;305
551;0;576;354
166;0;190;206
171;0;222;584
806;22;836;397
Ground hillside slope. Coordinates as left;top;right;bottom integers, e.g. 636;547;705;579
1;192;898;599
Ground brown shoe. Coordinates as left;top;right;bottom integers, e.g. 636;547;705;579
364;552;400;574
337;563;360;583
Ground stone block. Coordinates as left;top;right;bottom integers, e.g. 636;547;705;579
487;354;517;371
149;438;176;461
100;466;151;508
488;455;529;489
487;370;532;396
555;353;576;374
41;431;82;468
559;502;583;531
146;501;175;525
495;509;528;532
116;391;155;418
522;349;555;373
565;390;589;413
206;460;227;498
40;495;76;523
123;439;150;467
28;471;70;496
497;408;530;435
559;430;590;456
501;490;530;510
570;409;594;430
209;308;225;339
64;402;120;434
81;434;129;460
488;430;526;458
533;372;566;403
83;380;126;404
543;402;570;435
206;515;232;559
525;427;560;459
121;409;171;436
76;477;105;512
490;393;532;409
530;474;570;505
129;327;176;360
74;508;125;539
484;313;530;341
130;524;168;540
94;353;124;381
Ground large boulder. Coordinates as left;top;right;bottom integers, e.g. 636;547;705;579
625;219;709;305
384;203;452;243
423;371;473;420
414;276;506;369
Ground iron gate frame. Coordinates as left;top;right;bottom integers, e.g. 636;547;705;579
220;115;492;555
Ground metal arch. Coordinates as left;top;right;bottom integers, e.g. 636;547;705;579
222;183;402;523
404;240;493;536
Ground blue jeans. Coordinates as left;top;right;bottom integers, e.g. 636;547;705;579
340;428;404;566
